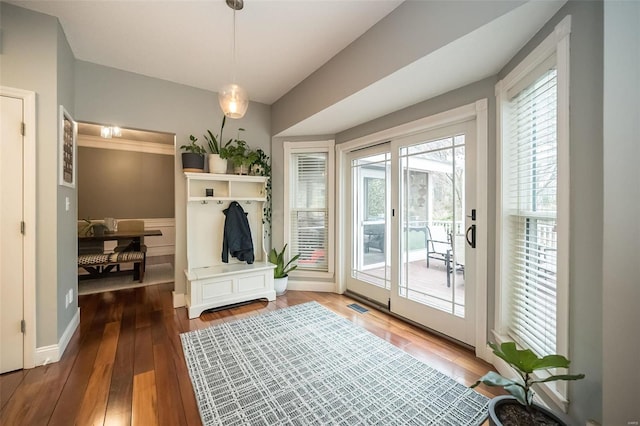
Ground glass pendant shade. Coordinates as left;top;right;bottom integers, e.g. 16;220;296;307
219;83;248;119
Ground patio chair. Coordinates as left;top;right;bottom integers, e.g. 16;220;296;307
425;225;453;287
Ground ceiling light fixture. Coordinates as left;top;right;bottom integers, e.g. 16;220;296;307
100;125;122;139
218;0;248;119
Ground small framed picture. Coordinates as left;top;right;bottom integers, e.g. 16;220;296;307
59;105;77;188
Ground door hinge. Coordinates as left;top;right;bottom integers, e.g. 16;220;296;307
21;122;25;136
20;221;25;235
21;320;26;334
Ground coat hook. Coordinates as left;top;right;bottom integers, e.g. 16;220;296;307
201;200;208;205
246;200;252;205
217;200;224;205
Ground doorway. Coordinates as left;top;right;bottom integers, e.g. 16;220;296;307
342;102;487;350
76;123;176;294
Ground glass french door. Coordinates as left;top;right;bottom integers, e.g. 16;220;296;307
346;120;477;346
345;144;391;306
390;120;476;345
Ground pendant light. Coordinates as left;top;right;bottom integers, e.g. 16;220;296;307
219;0;248;119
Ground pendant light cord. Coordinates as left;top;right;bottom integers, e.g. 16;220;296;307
232;1;237;83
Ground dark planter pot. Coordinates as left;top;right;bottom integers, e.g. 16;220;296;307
182;153;205;172
488;396;566;426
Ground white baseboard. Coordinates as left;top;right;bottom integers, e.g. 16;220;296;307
34;307;80;366
147;245;175;257
287;280;336;292
173;291;185;308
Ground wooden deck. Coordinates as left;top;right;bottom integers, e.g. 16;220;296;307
1;281;501;425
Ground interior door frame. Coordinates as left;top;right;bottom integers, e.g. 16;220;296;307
336;100;490;360
1;86;37;369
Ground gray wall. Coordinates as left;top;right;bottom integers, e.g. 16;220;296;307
1;3;63;346
77;148;174;219
56;19;77;342
498;2;604;424
603;1;640;424
271;0;524;136
74;61;271;296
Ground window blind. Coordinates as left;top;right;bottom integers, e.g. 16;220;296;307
290;153;329;272
506;66;558;357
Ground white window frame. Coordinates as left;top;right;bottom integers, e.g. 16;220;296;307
494;16;571;410
284;140;335;279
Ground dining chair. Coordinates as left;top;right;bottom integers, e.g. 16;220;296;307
114;220;147;274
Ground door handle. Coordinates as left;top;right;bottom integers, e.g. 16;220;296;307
466;224;476;249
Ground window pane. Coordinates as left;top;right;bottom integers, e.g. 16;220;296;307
506;67;558;356
290;152;329;272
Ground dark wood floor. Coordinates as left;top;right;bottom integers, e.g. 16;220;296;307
0;284;502;425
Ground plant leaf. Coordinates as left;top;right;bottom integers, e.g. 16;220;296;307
532;373;585;384
530;354;571;370
491;342;539;373
471;371;520;388
504;384;529;406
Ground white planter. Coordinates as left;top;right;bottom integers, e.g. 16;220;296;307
208;154;228;174
274;276;288;296
233;164;249;175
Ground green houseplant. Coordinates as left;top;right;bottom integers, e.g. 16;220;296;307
180;135;206;172
268;244;300;295
253;148;272;236
471;342;585;425
226;130;258;175
204;116;232;174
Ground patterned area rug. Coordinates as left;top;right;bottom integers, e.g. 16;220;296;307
180;302;489;425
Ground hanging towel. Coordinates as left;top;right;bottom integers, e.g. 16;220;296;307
222;201;255;264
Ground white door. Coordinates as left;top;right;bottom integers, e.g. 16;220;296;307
390;120;477;346
1;95;25;373
345;144;391;306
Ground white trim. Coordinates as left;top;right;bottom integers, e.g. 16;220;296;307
0;86;37;369
283;140;335;279
338;102;479;154
474;99;490;361
33;307;80;366
493;15;572;403
337;100;489;357
78;134;175;156
172;291;186;308
286;280;336;293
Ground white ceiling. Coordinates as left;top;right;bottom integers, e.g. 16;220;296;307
9;0;565;136
9;0;403;104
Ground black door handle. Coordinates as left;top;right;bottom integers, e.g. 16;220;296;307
466;224;476;249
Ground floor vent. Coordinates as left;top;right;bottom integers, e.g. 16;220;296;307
347;303;369;314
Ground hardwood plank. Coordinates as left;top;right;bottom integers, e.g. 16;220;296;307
75;321;121;425
132;370;158;426
0;370;26;410
104;290;137;426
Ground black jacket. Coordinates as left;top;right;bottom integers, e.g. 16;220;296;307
222;201;254;264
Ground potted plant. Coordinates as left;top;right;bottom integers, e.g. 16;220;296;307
79;218;108;237
226;130;258;175
180;135;206;172
471;342;585;426
204;116;232;174
268;244;300;295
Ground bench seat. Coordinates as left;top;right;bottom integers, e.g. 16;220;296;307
78;251;146;282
